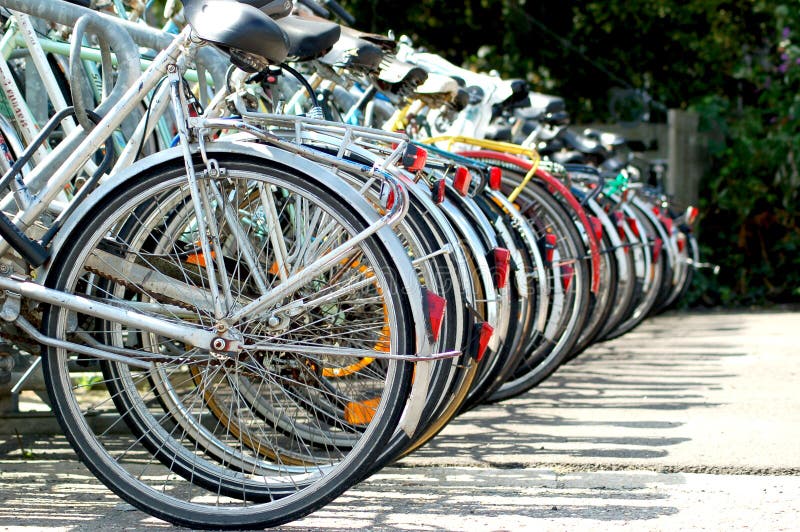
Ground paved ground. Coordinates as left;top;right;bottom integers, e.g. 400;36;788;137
1;309;799;530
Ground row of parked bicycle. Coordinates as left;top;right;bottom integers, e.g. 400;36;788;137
0;0;704;528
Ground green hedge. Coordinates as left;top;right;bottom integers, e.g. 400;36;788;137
344;0;800;306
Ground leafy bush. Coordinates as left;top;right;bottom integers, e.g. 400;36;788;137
342;0;799;305
692;3;800;305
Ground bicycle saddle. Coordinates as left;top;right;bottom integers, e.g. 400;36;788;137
414;72;459;97
340;26;398;53
452;87;469;111
515;92;565;121
319;31;384;73
184;0;289;68
237;0;293;18
275;16;341;60
560;128;608;156
375;58;427;96
583;128;627;149
504;79;529;106
484;123;513;141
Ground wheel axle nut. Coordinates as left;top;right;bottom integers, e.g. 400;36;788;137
211;338;227;351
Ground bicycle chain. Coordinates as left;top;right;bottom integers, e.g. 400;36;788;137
83;265;200;313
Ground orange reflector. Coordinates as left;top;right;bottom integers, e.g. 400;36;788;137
453;166;470;196
488;166;502;190
432;178;446;204
425;290;447;343
344;397;380;425
374;324;391;352
492;247;511;289
186;251;215;267
476;322;494;361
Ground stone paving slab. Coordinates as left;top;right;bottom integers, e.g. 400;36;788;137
0;309;799;530
1;459;799;531
401;310;800;473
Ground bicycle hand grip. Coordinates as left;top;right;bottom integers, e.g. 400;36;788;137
323;0;355;25
298;0;331;19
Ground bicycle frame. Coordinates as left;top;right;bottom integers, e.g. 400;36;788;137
0;4;446;367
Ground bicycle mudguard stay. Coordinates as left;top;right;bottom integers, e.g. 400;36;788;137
42;141;435;438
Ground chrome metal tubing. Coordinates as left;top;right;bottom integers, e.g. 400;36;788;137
0;275;216;349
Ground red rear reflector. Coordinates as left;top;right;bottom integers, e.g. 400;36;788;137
432;178;446;204
659;215;674;235
476;322;494;361
653;238;663;262
425;291;447;343
677;235;686;253
493;247;511;289
488;166;502;190
453;166;470;196
385;189;395;210
686;206;699;226
561;264;574;291
588;215;603;242
405;145;428;171
540;233;557;263
626;217;640;238
613;211;626;239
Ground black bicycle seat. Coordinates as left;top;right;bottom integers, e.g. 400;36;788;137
452;87;469;111
237;0;293;18
319;32;383;73
561;128;608;156
184;0;289;68
275;16;341;60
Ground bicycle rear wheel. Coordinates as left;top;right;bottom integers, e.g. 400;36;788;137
41;156;415;529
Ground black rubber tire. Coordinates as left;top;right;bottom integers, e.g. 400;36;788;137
41;156;415;529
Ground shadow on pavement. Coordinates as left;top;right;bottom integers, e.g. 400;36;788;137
279;468;682;531
404;317;746;466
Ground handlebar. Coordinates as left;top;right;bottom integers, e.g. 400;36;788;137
321;0;355;25
297;0;330;18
